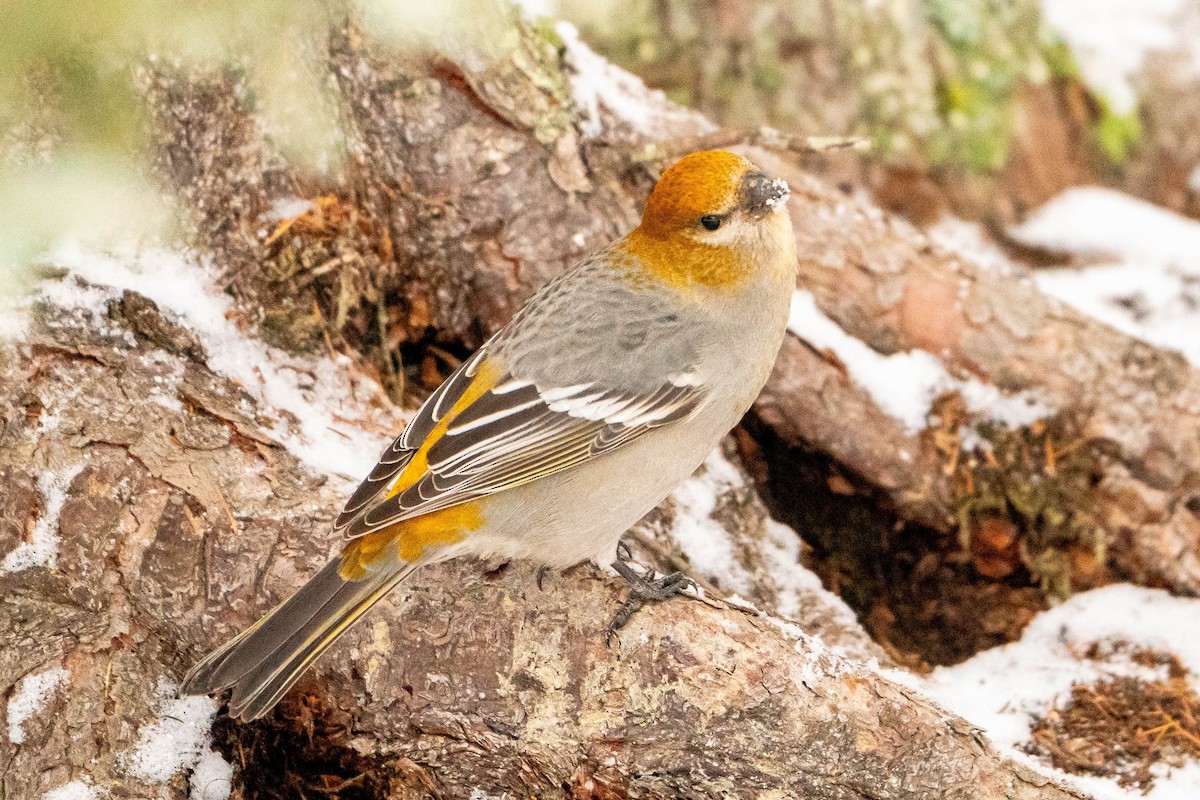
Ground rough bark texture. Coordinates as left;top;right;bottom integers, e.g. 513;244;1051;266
752;150;1200;596
4;8;1181;799
0;292;1080;799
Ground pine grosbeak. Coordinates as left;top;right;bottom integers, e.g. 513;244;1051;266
183;149;797;720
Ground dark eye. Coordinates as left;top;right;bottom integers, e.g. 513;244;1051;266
700;215;721;231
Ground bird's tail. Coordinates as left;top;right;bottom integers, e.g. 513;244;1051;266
180;551;418;721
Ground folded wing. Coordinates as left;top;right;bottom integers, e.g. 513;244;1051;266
334;346;705;539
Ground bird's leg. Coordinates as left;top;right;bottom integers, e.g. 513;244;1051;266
536;565;551;591
605;542;697;645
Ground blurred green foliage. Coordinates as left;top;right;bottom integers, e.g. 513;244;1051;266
0;0;335;158
0;0;553;298
553;0;1137;173
0;0;1146;310
1093;102;1142;165
1038;34;1142;166
923;0;1046;171
0;0;338;297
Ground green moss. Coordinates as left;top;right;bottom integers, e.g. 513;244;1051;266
753;63;785;94
664;86;693;108
1040;38;1080;80
920;0;1046;172
1094;102;1141;165
510;14;577;143
932;75;1011;171
532;16;566;50
1039;35;1142;165
559;0;1141;176
925;0;987;49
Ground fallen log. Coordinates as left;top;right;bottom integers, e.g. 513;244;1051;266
0;6;1149;797
0;271;1080;798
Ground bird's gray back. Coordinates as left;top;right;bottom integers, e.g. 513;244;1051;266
491;246;700;391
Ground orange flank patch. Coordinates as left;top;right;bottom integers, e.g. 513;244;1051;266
337;502;484;580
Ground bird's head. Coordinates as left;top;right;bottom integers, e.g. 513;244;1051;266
627;150;794;289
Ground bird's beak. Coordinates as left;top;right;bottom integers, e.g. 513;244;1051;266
740;171;791;218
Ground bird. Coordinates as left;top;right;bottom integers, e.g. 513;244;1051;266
181;149;798;721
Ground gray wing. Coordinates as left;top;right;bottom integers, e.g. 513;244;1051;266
335;252;705;539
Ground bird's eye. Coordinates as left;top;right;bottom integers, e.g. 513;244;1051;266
700;215;721;231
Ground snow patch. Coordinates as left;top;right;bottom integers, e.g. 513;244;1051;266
668;450;754;595
666;449;847;619
1039;0;1194;114
7;666;69;744
556;21;699;139
1144;762;1200;799
1012;186;1200;265
0;299;26;339
788;290;1051;435
2;464;85;574
1033;758;1200;800
263;196;316;223
43;244;405;481
761;178;791;211
38;275;118;320
925;584;1200;797
9;273;137;347
468;790;512;800
763;612;858;688
926;216;1018;276
190;747;234;800
122;681;224;785
1010;187;1200;366
43;781;104;800
761;518;857;628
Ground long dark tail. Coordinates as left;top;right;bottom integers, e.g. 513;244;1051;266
181;556;416;720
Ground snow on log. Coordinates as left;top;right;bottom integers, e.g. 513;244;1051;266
13;5;1200;797
754;150;1200;595
0;248;1084;798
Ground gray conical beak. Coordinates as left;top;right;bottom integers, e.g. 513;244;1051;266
740;171;791;217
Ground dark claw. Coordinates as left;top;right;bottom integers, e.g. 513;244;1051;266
605;554;697;645
537;565;550;591
616;539;633;562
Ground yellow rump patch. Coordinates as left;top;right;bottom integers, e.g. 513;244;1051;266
337;359;499;581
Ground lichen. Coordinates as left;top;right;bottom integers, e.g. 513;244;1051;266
920;0;1048;172
463;4;577;144
561;0;1156;180
565;0;1053;174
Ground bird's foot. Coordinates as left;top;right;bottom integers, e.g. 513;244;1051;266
605;549;697;645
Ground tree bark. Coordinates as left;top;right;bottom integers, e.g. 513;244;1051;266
0;282;1081;798
752;151;1200;596
1;8;1161;799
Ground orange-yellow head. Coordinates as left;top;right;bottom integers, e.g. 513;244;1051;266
628;150;793;289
